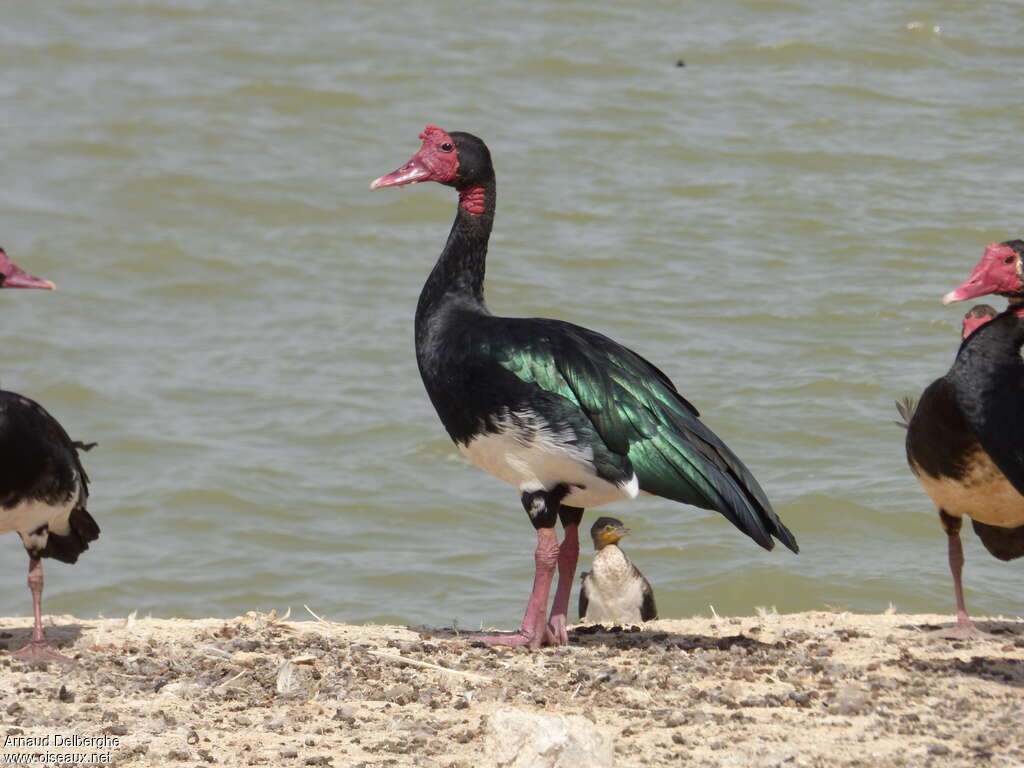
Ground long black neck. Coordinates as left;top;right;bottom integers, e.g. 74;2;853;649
949;308;1024;420
946;307;1024;496
415;177;496;346
952;310;1024;376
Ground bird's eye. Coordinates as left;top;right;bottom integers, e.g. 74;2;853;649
440;142;454;153
1005;256;1015;264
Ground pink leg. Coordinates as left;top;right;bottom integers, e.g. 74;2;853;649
932;528;994;640
470;527;560;649
546;523;579;645
8;557;77;666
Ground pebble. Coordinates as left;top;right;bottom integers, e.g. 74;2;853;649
830;684;870;716
383;683;415;704
333;705;356;723
484;707;613;768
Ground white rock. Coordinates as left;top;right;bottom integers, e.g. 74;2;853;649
484;707;613;768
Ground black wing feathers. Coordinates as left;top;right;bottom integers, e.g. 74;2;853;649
632;562;658;621
494;317;797;553
578;572;590;620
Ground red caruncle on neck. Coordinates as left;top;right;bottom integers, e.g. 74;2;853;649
459;185;486;216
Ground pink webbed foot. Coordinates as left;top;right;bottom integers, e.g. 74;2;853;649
547;615;569;646
931;526;996;640
928;614;997;641
469;595;555;648
8;640;79;667
468;629;549;649
469;619;562;648
470;523;561;649
8;557;80;666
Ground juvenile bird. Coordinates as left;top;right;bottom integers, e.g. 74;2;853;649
578;516;657;624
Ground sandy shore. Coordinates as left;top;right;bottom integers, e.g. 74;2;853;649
0;610;1022;767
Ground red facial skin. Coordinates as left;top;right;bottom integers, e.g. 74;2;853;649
0;248;55;290
943;243;1021;305
370;126;460;190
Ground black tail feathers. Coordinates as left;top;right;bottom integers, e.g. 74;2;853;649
971;519;1024;562
39;507;100;564
894;397;916;430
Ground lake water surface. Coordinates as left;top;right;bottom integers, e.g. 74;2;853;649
2;0;1024;628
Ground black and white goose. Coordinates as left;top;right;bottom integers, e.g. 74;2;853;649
578;516;657;624
0;248;99;664
906;240;1024;637
371;126;798;648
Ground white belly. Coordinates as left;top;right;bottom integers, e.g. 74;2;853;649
1;494;77;552
914;449;1024;528
458;408;638;508
582;546;645;624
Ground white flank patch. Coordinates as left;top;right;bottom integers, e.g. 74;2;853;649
0;478;81;550
458;408;635;508
619;472;640;499
582;545;645;624
914;450;1024;527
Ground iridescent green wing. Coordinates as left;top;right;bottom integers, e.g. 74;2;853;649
493;317;797;553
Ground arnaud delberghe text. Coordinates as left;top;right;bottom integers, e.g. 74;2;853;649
3;735;120;749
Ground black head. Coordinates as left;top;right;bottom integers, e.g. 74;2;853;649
446;131;493;188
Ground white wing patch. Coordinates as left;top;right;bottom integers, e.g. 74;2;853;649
459;407;635;508
619;472;640;499
0;474;82;551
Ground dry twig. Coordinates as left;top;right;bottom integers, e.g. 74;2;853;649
365;650;491;682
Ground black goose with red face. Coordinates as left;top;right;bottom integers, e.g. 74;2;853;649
371;127;797;648
0;248;99;664
905;240;1024;637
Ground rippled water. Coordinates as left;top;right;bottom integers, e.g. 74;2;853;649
2;1;1024;628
